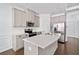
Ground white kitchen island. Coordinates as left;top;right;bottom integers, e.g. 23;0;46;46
23;33;61;55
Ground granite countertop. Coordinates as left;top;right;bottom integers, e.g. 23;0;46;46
23;33;61;49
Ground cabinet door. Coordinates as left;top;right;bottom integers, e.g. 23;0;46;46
21;11;26;27
34;16;39;27
14;8;22;27
16;37;24;51
36;16;40;27
31;13;35;23
26;10;35;23
26;10;32;22
14;8;26;27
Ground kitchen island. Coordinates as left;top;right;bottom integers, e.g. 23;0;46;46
23;33;61;55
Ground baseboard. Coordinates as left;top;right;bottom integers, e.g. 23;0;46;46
67;35;79;39
0;47;12;53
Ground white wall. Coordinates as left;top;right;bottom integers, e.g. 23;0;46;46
66;10;79;38
0;4;28;53
39;14;50;33
0;4;12;53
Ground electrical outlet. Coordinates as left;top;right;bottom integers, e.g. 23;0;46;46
28;47;32;51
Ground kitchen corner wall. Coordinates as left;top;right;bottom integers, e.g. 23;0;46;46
0;4;26;53
39;14;50;33
66;10;79;38
0;4;13;53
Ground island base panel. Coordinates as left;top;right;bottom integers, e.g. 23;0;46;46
24;42;38;55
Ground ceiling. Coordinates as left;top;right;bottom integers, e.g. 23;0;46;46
10;3;79;14
25;3;66;14
67;3;79;8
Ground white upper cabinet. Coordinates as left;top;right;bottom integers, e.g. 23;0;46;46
13;8;39;27
26;9;35;22
21;11;26;27
14;8;26;27
51;15;65;24
14;8;21;27
26;10;31;22
26;9;40;27
34;15;40;27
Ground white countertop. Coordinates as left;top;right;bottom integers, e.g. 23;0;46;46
23;33;61;48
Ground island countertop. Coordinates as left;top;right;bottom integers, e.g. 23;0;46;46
23;33;61;49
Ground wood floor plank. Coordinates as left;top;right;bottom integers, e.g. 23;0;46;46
54;37;79;55
0;48;24;55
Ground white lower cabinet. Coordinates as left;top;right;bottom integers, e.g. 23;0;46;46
12;34;28;51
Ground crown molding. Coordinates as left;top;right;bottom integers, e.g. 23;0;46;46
66;5;79;11
51;13;65;17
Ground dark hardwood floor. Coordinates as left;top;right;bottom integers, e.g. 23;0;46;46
0;48;24;55
0;37;79;55
55;37;79;55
